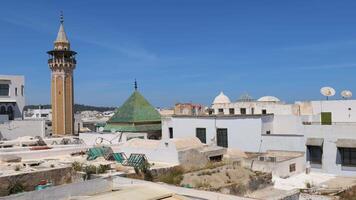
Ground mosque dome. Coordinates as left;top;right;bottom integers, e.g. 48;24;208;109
213;92;231;104
257;96;281;102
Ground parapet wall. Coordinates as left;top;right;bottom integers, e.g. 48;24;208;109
0;167;82;197
0;120;45;140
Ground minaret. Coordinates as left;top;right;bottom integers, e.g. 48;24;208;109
47;13;77;136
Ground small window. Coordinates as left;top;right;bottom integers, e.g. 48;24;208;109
15;88;18;96
0;84;9;96
340;148;356;166
289;163;296;172
240;108;246;115
321;112;332;125
229;108;235;115
307;146;323;164
196;128;206;143
217;128;228;148
266;130;271;135
218;109;224;114
169;127;173;139
251;108;255;115
262;109;267;114
208;109;214;115
21;85;24;96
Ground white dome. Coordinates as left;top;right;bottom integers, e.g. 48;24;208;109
213;92;231;104
257;96;281;102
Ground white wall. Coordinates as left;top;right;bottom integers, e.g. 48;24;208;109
260;135;305;152
0;120;45;140
303;124;356;176
162;116;262;152
271;115;304;134
79;132;147;146
310;100;356;123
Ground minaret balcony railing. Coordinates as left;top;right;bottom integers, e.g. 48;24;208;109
48;58;76;64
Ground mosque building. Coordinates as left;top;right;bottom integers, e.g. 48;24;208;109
104;81;162;140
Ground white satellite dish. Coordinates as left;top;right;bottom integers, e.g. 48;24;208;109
341;90;352;99
320;87;335;100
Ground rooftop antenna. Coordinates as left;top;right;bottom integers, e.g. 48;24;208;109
134;79;138;91
341;90;352;99
320;86;335;100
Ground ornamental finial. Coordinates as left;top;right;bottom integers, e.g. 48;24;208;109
60;11;64;24
134;79;138;91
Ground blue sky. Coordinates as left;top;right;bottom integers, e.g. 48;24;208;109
1;0;356;107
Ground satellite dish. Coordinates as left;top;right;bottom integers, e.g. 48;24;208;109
341;90;352;99
320;87;335;100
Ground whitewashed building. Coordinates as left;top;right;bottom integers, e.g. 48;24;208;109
163;91;356;176
0;75;25;121
211;92;298;116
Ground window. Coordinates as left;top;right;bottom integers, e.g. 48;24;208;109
217;128;228;148
169;127;173;139
289;163;296;172
0;84;9;96
251;108;255;115
321;112;332;125
229;108;235;115
240;108;246;115
262;109;267;114
15;88;18;96
208;109;214;115
266;130;271;135
196;128;206;143
7;106;14;120
307;146;322;164
218;109;224;114
340;148;356;166
0;106;6;114
21;85;24;96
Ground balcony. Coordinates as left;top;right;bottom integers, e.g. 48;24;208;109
48;58;76;64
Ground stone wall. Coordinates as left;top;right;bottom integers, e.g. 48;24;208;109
0;167;82;196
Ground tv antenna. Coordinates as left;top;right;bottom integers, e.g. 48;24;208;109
320;87;335;100
341;90;352;99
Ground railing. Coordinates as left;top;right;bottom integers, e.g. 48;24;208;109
48;58;76;64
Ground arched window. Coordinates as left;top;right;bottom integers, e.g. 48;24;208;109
7;106;14;120
0;106;6;115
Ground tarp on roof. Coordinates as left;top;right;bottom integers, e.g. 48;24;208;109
336;139;356;148
306;138;324;146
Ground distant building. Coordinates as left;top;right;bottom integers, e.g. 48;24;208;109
211;91;297;115
174;103;206;116
104;84;162;140
0;75;25;121
47;14;77;136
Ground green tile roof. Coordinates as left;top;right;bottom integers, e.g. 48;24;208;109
107;91;161;123
104;123;161;132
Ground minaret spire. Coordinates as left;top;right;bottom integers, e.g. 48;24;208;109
55;11;69;49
